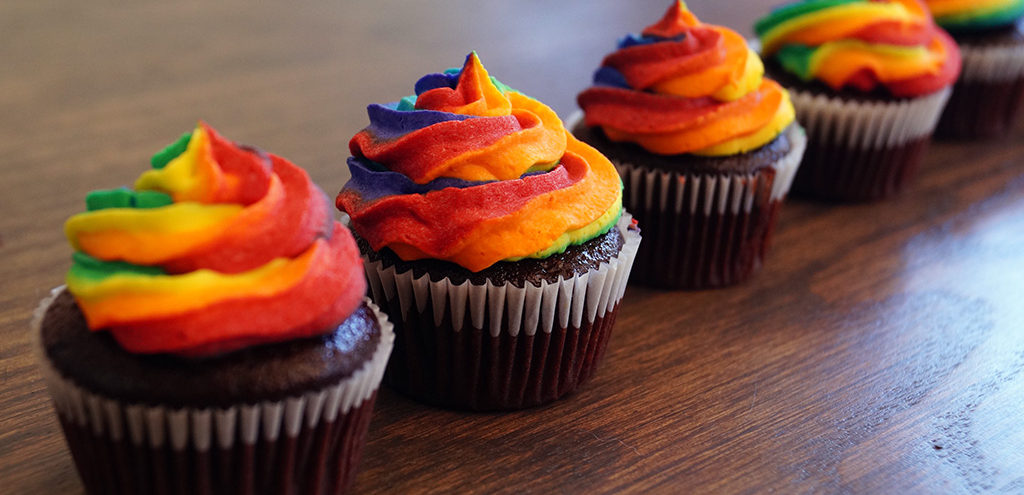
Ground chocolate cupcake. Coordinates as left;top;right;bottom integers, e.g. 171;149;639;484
34;123;393;495
925;1;1024;138
755;0;961;201
337;53;640;411
573;1;806;289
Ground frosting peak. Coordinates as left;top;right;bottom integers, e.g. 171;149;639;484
577;1;796;156
349;53;566;185
755;0;962;97
642;0;700;38
415;53;510;117
65;123;366;356
339;53;623;272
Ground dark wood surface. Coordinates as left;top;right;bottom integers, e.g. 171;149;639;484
3;1;1023;493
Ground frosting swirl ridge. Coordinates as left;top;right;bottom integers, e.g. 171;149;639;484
577;1;796;156
64;123;366;356
338;53;623;272
755;0;962;97
925;0;1024;31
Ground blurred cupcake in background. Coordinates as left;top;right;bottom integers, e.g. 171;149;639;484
573;1;805;290
925;0;1024;138
755;0;961;201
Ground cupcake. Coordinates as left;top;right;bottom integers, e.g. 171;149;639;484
337;53;640;411
755;0;961;201
34;122;393;495
573;1;806;289
925;0;1024;138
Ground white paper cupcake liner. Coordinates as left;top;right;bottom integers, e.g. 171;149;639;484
32;288;394;494
935;40;1024;139
363;214;639;410
34;289;393;449
363;213;640;339
790;86;951;151
614;123;806;215
565;114;802;203
605;125;804;289
960;42;1024;83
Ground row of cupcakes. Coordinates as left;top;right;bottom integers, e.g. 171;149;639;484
33;52;637;495
574;0;1023;288
32;1;1024;494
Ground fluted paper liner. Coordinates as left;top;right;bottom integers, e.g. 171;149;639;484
32;288;395;495
960;42;1024;83
364;213;640;410
606;124;805;289
790;87;951;200
791;86;950;150
364;213;640;339
937;42;1024;138
563;111;804;203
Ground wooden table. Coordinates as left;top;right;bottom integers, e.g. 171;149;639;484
3;1;1023;493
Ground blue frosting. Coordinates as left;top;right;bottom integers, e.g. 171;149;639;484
415;71;462;95
593;66;631;88
346;157;553;202
346;157;490;202
617;32;686;49
365;102;475;141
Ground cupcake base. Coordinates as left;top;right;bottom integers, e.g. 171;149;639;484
385;301;620;410
933;24;1024;140
56;393;377;495
793;135;931;201
786;86;951;202
361;214;640;411
935;77;1024;139
570;120;805;290
623;182;784;289
33;288;395;495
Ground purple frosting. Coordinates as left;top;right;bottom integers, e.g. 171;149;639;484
593;67;630;89
414;71;461;94
592;33;687;88
365;103;475;141
344;157;490;202
344;157;553;203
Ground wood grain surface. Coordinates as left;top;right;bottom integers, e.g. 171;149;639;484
2;1;1023;493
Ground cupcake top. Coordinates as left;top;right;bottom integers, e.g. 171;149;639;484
337;52;623;273
925;0;1024;32
64;122;367;356
755;0;961;97
576;1;796;156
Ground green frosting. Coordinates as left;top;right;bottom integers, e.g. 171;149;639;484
397;95;417;111
85;188;173;211
754;0;859;36
776;44;817;80
937;3;1024;31
150;131;192;169
69;252;165;282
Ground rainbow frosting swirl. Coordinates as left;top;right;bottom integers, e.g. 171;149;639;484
576;1;796;156
755;0;962;97
64;123;366;356
925;0;1024;31
337;53;623;273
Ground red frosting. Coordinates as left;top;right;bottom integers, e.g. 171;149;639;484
107;224;365;356
341;151;592;260
349;115;529;184
604;28;726;91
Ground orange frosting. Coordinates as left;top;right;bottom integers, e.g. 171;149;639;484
578;1;796;156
